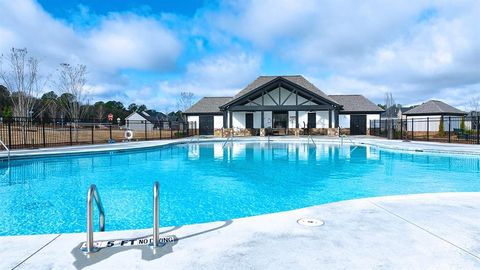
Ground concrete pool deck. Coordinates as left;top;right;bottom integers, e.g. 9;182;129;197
2;192;480;269
1;137;480;269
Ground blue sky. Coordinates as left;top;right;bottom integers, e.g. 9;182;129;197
1;0;479;112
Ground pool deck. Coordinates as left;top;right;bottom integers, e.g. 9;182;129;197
2;135;480;160
2;192;480;269
1;136;480;269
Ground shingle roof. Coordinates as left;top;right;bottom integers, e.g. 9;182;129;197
184;97;232;114
403;100;465;116
138;111;167;122
229;75;340;106
329;95;384;113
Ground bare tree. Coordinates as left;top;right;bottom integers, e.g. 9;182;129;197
56;63;88;120
469;96;479;113
56;63;88;142
176;92;195;112
0;48;45;118
96;104;105;121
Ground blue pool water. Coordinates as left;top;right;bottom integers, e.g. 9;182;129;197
1;142;480;236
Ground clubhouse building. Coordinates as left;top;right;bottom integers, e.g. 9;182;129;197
184;75;383;136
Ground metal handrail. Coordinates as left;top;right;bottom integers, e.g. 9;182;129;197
189;135;199;143
150;181;160;248
340;134;354;146
307;135;316;147
82;184;105;254
222;133;234;148
0;139;10;161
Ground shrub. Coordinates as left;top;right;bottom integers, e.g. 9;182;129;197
460;117;465;130
438;116;445;137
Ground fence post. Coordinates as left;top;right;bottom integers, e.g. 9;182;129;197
69;125;73;146
448;116;451;143
411;118;414;140
7;121;12;149
477;116;479;144
170;122;173;139
91;125;94;144
42;121;46;147
426;117;429;141
144;121;147;141
160;122;163;140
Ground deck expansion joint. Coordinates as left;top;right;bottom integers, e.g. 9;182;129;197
11;234;62;270
369;200;480;261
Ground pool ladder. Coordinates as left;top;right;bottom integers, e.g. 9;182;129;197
307;135;316;147
0;139;10;162
222;133;234;148
81;181;161;254
340;135;359;154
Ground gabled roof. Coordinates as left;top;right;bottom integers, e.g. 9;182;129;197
403;100;465;116
329;95;384;113
184;97;232;114
127;111;167;123
223;75;340;108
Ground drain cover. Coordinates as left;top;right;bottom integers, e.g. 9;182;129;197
297;218;324;227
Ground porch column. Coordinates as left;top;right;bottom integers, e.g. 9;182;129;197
295;111;299;128
328;109;332;128
223;111;228;128
229;111;233;128
261;111;264;128
334;110;339;128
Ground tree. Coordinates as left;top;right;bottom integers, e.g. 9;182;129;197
0;84;11;116
94;101;105;121
0;48;46;118
469;96;479;113
127;103;138;112
176;92;195;112
137;104;147;112
56;63;88;121
40;91;58;120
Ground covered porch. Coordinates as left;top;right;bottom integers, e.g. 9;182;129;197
219;76;341;137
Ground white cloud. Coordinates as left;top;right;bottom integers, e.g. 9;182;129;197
0;0;181;90
204;0;480;107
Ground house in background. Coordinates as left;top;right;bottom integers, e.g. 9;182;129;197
184;75;383;136
125;111;167;131
380;105;415;120
403;100;466;133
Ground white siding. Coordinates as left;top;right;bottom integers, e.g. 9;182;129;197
125;112;154;131
316;111;329;128
187;115;199;129
288;111;296;128
264;111;272;128
232;112;246;129
366;114;380;129
339;114;350;128
253;112;262;128
298;111;308;128
214;116;223;129
406;115;460;132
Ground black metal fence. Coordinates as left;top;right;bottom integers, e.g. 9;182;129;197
370;116;480;144
0;117;197;150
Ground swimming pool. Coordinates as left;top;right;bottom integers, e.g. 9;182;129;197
1;142;479;236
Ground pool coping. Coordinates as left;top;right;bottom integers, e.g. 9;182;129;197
2;192;480;269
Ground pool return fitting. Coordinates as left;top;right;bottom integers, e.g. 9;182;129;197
81;181;162;254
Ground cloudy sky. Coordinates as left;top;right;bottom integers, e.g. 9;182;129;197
1;0;479;111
